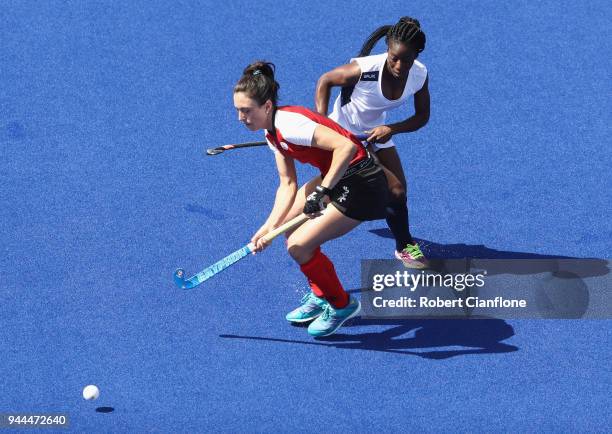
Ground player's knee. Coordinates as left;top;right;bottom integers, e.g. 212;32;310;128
389;187;406;202
286;241;312;263
386;194;408;216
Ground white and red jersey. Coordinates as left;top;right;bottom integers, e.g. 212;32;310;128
265;106;368;176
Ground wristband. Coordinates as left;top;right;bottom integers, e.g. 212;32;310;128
315;185;332;197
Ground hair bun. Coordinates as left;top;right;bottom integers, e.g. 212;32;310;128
235;60;281;106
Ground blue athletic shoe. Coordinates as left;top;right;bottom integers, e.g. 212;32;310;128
307;297;361;337
285;292;329;323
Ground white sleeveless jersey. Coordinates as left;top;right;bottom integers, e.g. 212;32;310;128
329;53;427;136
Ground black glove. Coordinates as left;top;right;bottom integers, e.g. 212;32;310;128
303;185;331;215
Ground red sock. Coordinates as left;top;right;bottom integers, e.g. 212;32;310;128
300;248;349;309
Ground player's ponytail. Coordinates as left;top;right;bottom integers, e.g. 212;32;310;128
234;61;280;106
358;25;392;57
358;17;426;58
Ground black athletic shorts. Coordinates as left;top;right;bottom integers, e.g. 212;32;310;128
328;155;389;221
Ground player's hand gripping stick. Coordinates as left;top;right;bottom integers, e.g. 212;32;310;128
303;185;331;215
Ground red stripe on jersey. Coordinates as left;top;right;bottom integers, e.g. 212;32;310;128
265;106;367;176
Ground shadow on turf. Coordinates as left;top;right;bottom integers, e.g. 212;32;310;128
220;318;518;359
219;233;609;357
95;407;114;413
185;204;226;220
369;231;609;278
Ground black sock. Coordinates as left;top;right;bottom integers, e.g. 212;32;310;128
385;199;414;251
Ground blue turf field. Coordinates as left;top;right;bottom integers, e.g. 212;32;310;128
1;0;611;432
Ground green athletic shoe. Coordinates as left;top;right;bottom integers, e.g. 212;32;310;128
307;296;361;337
286;292;328;323
395;243;429;269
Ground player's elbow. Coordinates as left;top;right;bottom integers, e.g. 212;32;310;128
279;178;298;193
316;72;333;90
342;139;358;159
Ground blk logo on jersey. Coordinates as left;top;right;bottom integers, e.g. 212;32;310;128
360;71;379;81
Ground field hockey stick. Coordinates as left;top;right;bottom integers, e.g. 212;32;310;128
205;141;267;155
205;134;370;156
174;213;309;289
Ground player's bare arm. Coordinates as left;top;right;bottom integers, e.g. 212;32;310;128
311;125;357;191
251;152;298;251
315;61;361;115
